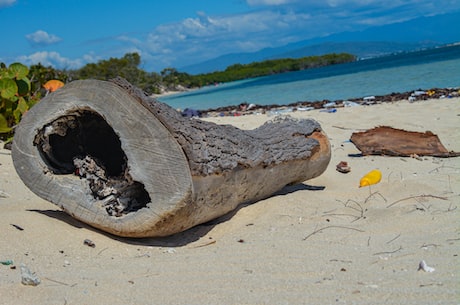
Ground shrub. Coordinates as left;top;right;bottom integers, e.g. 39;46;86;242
0;62;40;142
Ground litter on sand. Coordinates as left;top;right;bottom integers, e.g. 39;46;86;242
0;259;14;265
20;264;41;286
359;169;382;187
418;260;435;273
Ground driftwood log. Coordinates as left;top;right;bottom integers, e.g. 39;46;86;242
12;78;331;237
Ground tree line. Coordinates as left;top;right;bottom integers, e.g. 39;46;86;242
191;53;356;86
15;52;358;95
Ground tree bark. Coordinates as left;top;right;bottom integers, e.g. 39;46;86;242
12;78;331;237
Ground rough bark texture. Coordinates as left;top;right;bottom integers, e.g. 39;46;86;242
12;78;331;237
351;126;460;157
111;77;324;175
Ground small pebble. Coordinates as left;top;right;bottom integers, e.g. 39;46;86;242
83;239;96;248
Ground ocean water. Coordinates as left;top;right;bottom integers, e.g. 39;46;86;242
159;44;460;110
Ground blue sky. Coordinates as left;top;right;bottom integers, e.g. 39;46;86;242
1;0;459;72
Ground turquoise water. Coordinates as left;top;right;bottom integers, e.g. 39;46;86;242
159;45;460;110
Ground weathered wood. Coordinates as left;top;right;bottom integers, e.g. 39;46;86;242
351;126;460;157
12;78;330;237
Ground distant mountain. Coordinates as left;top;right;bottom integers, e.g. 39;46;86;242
180;11;460;74
269;41;438;60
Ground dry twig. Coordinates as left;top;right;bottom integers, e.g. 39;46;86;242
386;194;448;208
332;125;366;131
386;234;401;244
428;165;460;174
44;277;73;286
373;245;402;256
303;225;364;241
191;240;217;248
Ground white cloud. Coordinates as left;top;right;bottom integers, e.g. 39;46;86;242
17;51;83;69
137;0;458;70
8;0;456;72
145;10;311;54
135;9;325;69
0;0;16;8
26;30;62;46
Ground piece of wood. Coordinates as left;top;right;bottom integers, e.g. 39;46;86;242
350;126;460;157
12;78;331;237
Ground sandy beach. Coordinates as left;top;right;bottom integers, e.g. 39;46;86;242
1;97;459;304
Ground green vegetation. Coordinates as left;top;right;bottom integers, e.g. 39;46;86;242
71;53;163;94
190;53;356;87
0;63;40;142
0;51;356;142
69;52;356;92
29;63;69;95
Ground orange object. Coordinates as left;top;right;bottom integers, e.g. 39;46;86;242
43;80;64;92
359;169;382;187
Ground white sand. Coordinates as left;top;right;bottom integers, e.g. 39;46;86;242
0;98;459;304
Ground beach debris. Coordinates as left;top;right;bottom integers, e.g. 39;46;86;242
336;161;351;173
181;108;201;118
319;108;337;113
409;90;432;102
0;259;14;265
83;239;96;248
297;106;314;111
418;260;435;272
12;78;331;238
0;190;10;198
386;194;447;208
343;101;360;107
43;79;64;93
323;101;336;108
198;87;458;117
350;126;460;157
359;169;382;187
20;264;41;286
163;248;177;254
413;90;426;96
11;224;24;231
303;225;365;241
268;108;294;116
362;96;376;104
191;239;217;248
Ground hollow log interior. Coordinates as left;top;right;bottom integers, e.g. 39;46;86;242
33;109;151;217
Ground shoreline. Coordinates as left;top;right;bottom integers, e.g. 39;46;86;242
201;87;459;117
157;86;459;117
